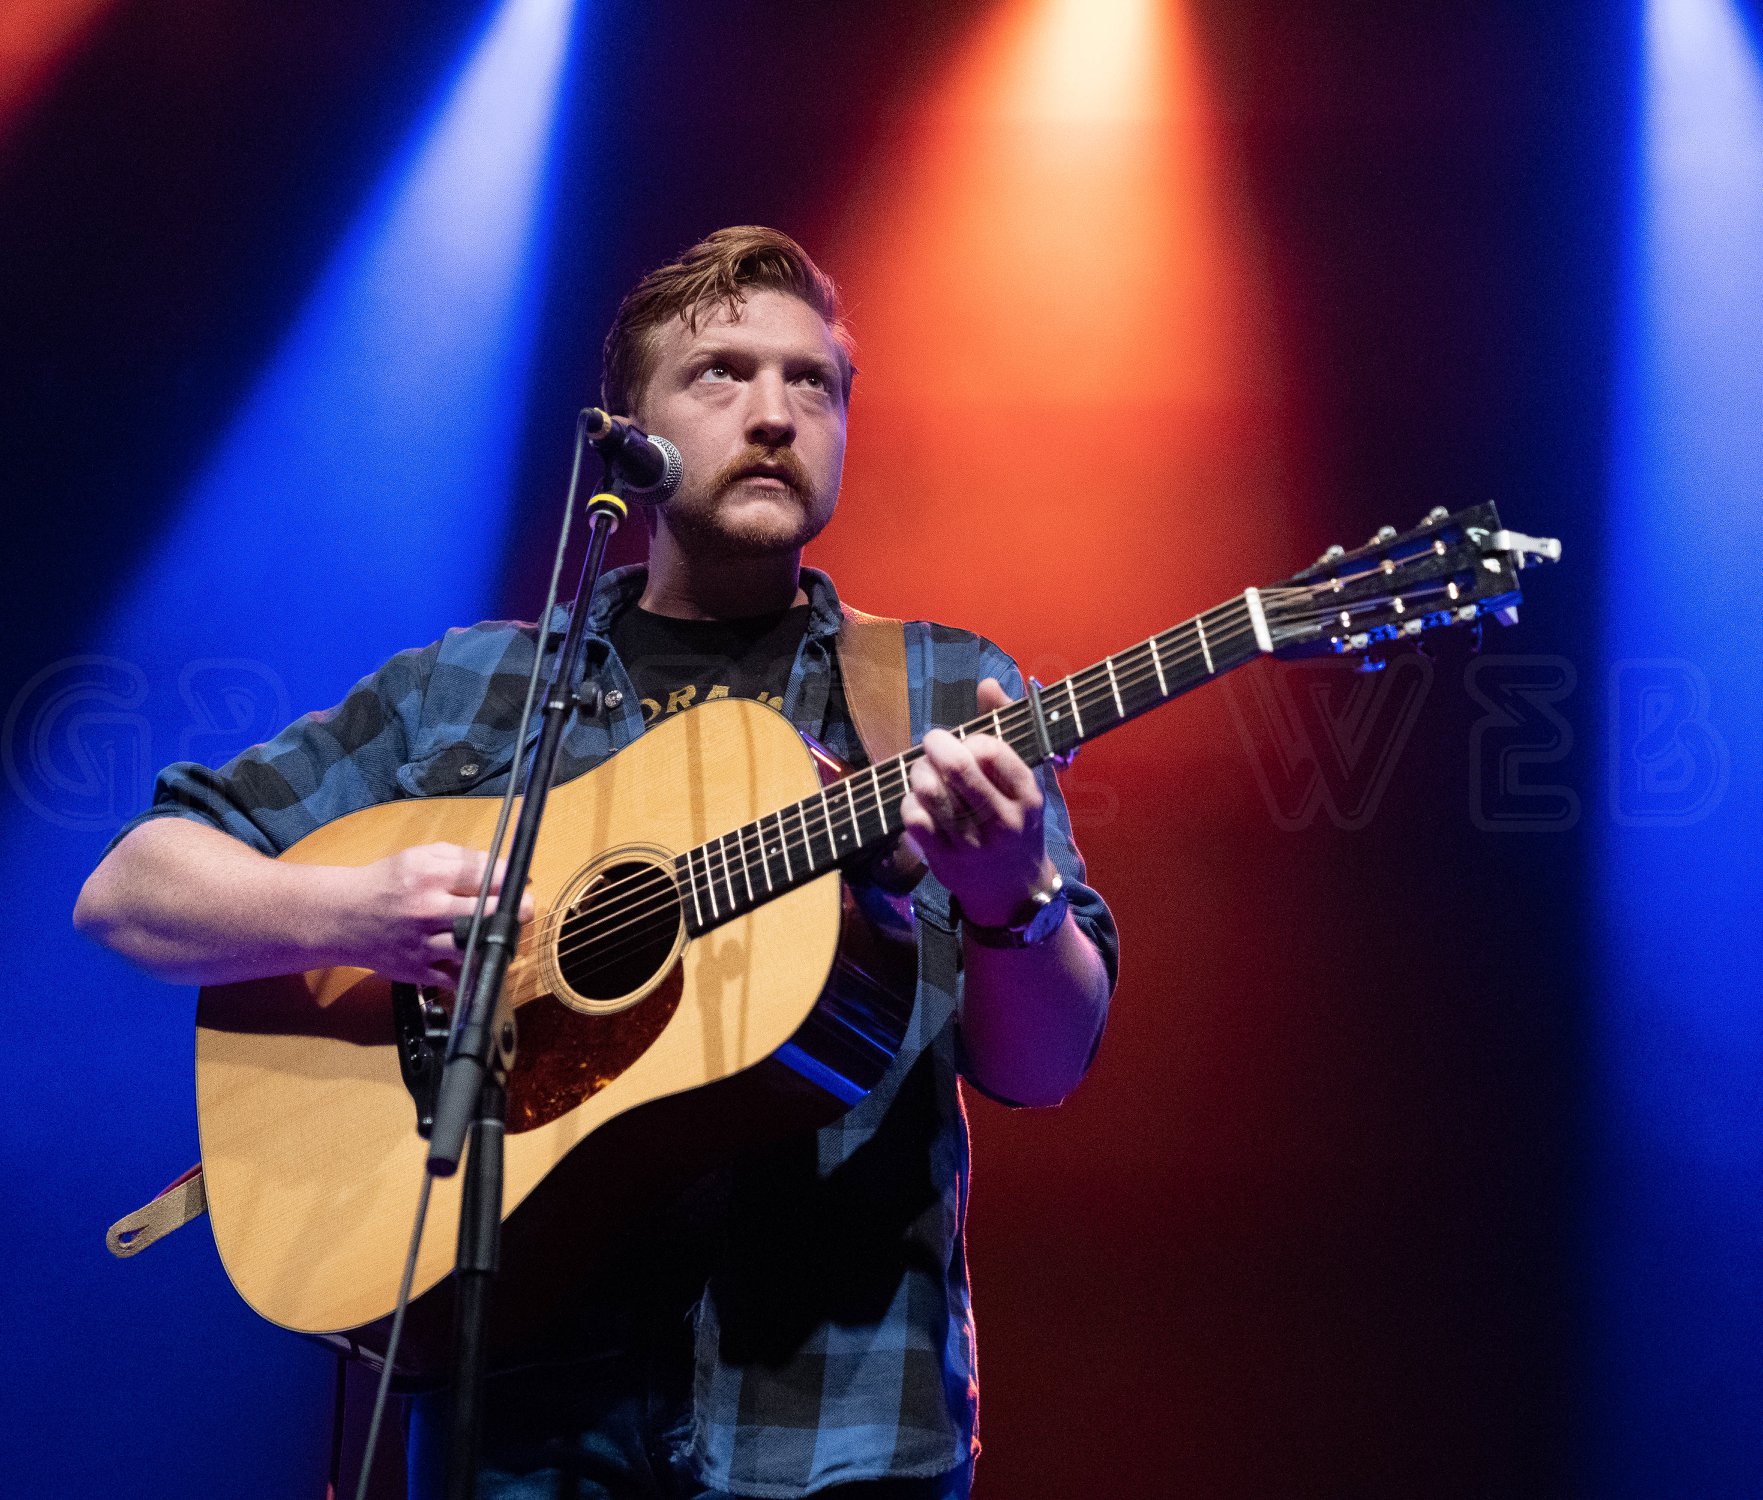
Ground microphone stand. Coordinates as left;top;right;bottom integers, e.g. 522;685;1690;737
426;416;632;1500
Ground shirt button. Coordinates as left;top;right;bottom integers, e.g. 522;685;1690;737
604;690;624;709
460;763;479;779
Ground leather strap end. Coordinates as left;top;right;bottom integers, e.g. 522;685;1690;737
106;1166;207;1258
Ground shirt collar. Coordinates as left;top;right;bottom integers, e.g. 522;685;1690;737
576;563;847;642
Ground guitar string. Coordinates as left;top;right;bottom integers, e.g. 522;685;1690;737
520;571;1462;980
525;606;1312;977
530;560;1477;984
522;562;1444;954
516;615;1274;985
517;573;1469;997
528;610;1265;957
511;565;1470;996
496;613;1273;998
476;566;1465;995
511;561;1468;978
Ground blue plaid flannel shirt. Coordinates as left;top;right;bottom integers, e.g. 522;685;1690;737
112;564;1118;1497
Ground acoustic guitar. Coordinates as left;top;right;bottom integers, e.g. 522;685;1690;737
190;503;1559;1376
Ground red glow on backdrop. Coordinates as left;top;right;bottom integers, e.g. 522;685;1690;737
802;9;1334;1493
0;0;114;144
812;0;1304;655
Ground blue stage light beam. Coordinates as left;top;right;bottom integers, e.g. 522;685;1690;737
1594;1;1763;1495
0;2;580;1495
98;0;579;701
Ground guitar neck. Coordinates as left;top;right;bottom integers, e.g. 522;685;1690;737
673;590;1274;936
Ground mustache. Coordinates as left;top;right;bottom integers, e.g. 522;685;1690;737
709;445;810;497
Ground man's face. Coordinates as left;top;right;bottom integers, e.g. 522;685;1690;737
631;288;847;560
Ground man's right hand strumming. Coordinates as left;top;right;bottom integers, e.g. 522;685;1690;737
74;818;531;990
333;841;534;989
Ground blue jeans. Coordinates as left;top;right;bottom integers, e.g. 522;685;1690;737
404;1331;972;1500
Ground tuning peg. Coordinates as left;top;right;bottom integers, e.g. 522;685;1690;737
1426;506;1449;524
1488;529;1563;566
1313;542;1346;568
1369;525;1397;546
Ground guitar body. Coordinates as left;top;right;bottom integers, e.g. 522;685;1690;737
193;697;916;1378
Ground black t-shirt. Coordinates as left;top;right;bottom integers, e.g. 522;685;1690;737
610;602;813;727
566;600;820;1346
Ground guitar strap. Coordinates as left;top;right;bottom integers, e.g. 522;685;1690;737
833;603;912;762
835;608;962;1084
106;1163;206;1257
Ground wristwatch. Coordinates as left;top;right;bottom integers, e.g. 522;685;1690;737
960;868;1068;950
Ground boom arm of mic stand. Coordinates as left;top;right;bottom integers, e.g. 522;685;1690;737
426;485;629;1176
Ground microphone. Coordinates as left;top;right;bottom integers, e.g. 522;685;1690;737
582;408;682;500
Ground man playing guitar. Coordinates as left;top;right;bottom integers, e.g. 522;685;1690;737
76;227;1119;1499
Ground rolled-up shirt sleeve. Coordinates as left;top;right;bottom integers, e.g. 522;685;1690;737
101;641;439;861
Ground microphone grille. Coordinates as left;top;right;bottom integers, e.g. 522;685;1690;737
644;436;683;502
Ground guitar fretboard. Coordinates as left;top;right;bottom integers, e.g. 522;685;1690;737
672;590;1274;936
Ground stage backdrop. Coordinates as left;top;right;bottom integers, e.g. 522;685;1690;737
2;3;1756;1498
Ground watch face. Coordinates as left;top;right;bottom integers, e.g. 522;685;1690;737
1021;890;1069;946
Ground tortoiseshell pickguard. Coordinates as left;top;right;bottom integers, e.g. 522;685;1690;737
503;967;684;1133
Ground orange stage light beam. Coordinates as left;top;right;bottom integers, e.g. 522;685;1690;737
816;0;1303;655
807;13;1327;1496
0;0;115;145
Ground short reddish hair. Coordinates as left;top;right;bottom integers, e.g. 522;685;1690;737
600;225;856;415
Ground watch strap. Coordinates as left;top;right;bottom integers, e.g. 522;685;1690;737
960;870;1068;949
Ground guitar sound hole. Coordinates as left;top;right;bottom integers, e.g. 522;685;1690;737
557;860;682;1002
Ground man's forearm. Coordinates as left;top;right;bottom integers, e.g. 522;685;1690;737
958;916;1111;1108
73;818;356;986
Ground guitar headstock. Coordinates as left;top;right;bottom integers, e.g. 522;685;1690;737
1261;503;1562;664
